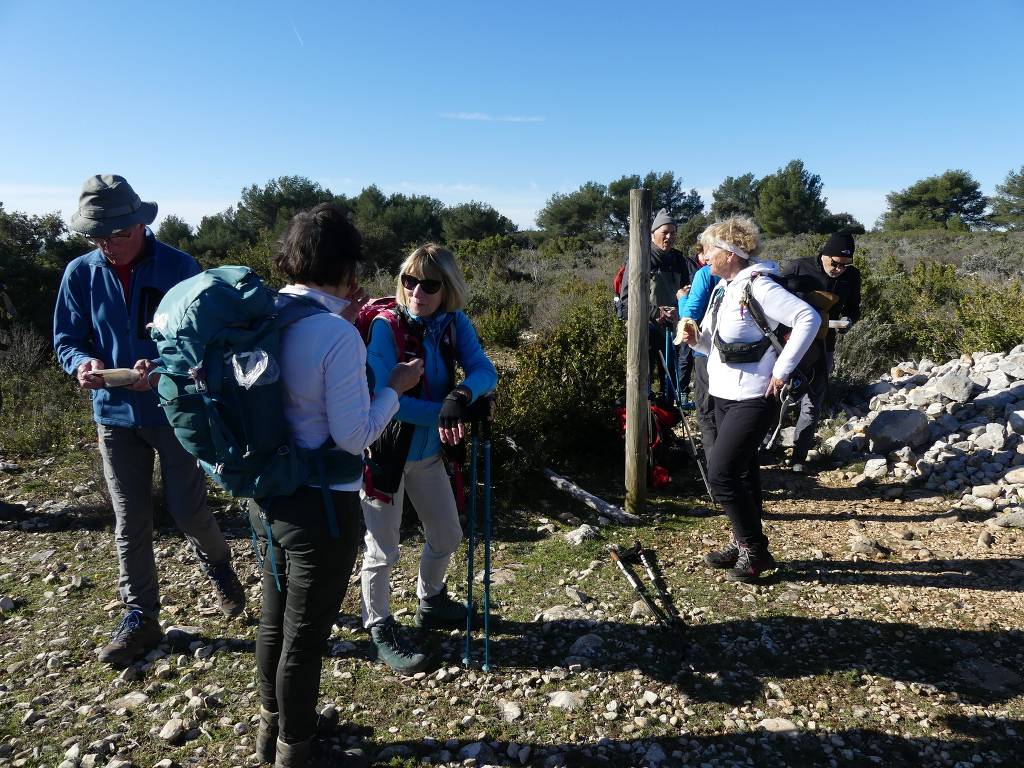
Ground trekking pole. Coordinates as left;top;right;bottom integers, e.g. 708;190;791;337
658;349;714;503
634;541;684;628
609;545;671;628
462;423;479;667
481;414;493;672
764;384;794;451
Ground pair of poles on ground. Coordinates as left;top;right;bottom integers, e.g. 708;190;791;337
463;401;494;671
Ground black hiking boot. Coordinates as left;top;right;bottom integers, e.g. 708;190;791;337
414;586;469;630
209;560;247;618
704;540;740;569
725;545;777;583
370;617;429;674
256;707;278;764
97;609;162;667
273;737;311;768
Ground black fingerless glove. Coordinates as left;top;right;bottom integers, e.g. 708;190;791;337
439;386;471;430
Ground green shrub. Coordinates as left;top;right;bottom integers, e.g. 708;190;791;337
958;279;1024;353
450;234;518;281
539;235;594;262
0;326;92;457
467;279;530;348
497;283;625;465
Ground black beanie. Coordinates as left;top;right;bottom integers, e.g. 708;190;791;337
820;232;855;258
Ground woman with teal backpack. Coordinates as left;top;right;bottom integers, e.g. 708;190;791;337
360;243;498;674
250;203;422;768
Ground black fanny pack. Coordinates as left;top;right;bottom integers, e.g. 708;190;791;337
713;332;772;363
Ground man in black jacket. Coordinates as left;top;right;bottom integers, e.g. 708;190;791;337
780;232;861;472
617;209;701;396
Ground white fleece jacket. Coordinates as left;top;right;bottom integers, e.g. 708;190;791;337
690;261;820;401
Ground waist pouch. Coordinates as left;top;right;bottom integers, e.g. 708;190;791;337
713;332;772;363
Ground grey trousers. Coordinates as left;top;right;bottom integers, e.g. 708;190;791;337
97;424;230;619
790;367;829;465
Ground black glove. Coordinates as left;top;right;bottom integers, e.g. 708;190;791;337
466;393;496;424
439;386;471;431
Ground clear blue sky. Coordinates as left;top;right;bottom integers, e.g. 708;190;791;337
2;0;1022;230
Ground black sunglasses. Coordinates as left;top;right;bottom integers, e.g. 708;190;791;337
828;257;853;270
400;274;443;294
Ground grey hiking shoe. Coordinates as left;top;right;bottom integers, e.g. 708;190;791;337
209;560;246;618
704;540;740;569
414;586;469;630
97;609;162;667
725;545;777;583
370;617;429;674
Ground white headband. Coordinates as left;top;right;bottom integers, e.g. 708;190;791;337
712;239;751;261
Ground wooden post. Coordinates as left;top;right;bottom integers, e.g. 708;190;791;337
624;188;651;515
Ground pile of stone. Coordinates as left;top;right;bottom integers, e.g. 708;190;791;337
823;345;1024;515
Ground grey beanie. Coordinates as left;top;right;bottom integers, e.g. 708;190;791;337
650;208;675;233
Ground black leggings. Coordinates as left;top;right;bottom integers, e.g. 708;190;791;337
250;487;362;744
708;397;776;548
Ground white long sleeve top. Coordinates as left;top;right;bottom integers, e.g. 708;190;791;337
690;261;820;401
277;284;399;491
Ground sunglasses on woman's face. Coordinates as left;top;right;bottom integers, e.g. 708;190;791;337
400;274;443;294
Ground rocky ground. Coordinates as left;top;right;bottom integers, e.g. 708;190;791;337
0;441;1022;768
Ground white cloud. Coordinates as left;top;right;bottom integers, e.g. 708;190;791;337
440;112;545;123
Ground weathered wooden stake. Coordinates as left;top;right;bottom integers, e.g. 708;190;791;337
625;188;651;515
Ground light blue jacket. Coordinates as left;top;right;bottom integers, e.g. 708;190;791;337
679;265;721;359
366;310;498;462
53;230;200;428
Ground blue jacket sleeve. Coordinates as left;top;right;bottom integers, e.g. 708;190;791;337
53;261;95;375
453;311;498;402
365;316;446;428
681;267;713;321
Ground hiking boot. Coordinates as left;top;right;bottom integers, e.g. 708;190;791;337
274;737;310;768
703;540;740;569
370;617;429;674
725;545;777;583
414;586;469;630
256;707;278;764
97;609;162;667
209;560;246;618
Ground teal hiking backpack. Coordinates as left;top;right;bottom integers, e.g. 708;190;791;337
148;266;364;509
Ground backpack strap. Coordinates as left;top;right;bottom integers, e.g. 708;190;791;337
740;278;785;356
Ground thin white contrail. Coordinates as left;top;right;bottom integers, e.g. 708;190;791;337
290;19;305;47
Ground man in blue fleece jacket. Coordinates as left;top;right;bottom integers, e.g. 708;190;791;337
54;175;245;667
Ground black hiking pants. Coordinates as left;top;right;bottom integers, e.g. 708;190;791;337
250;487;362;744
708;396;776;549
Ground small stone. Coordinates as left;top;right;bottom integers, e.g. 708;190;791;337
760;717;799;734
849;535;888;557
159;718;186;745
564;524;600;546
977;530;995;548
499;700;522;722
0;596;15;613
547;690;586;711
